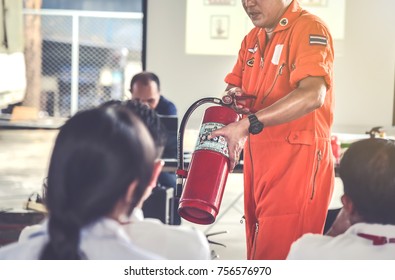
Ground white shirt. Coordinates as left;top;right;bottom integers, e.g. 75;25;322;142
0;218;161;260
123;208;211;260
287;223;395;260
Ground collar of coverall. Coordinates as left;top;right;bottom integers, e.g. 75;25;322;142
267;0;303;34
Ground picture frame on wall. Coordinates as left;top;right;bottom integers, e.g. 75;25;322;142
299;0;328;7
210;15;229;39
204;0;236;6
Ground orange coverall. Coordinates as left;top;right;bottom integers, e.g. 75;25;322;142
225;1;335;259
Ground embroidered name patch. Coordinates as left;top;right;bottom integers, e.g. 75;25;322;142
309;34;327;46
248;44;258;54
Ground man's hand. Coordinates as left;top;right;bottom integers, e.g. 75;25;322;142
225;87;254;115
208;118;249;171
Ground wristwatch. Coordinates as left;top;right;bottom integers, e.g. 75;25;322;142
248;114;264;135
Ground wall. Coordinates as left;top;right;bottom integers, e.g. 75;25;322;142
146;0;236;128
333;0;395;130
147;0;395;131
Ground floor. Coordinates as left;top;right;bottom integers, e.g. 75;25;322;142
0;129;57;211
0;127;343;260
183;173;247;260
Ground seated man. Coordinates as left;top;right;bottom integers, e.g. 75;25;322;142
287;138;395;259
129;71;177;116
130;71;177;190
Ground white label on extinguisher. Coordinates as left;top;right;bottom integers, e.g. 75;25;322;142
194;122;229;157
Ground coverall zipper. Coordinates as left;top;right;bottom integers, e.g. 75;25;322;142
260;63;286;105
310;150;322;200
250;222;259;259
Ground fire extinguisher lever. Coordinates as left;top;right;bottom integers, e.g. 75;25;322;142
221;94;257;113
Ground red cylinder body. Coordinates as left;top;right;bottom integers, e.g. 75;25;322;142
178;106;240;224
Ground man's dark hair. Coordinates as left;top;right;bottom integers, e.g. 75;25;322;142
122;100;167;158
130;72;161;92
339;138;395;224
100;99;167;158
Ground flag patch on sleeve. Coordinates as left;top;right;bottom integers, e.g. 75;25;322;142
309;34;327;46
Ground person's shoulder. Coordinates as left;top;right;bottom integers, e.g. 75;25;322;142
157;95;177;115
294;10;330;30
125;219;210;259
132;218;205;240
81;218;163;260
19;224;44;242
286;233;332;259
292;232;332;248
289;11;332;46
87;238;163;260
243;27;261;40
0;241;25;259
0;237;44;259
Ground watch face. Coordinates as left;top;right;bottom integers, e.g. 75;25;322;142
248;114;264;134
249;123;263;134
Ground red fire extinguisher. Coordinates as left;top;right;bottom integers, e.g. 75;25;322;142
176;100;240;225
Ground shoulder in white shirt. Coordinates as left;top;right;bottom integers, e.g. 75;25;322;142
1;218;162;260
287;223;395;260
124;208;211;260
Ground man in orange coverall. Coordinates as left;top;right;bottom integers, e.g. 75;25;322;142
209;0;334;259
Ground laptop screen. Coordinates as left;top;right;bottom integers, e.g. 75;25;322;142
158;115;178;159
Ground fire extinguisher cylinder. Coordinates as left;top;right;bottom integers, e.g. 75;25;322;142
178;106;240;224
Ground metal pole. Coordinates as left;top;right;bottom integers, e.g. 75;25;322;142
70;14;79;116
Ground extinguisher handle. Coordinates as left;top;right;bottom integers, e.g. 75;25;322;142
234;94;257;101
221;93;256;104
221;94;257;114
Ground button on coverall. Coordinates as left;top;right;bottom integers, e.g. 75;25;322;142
225;1;335;259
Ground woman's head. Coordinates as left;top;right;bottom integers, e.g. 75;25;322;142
41;106;155;259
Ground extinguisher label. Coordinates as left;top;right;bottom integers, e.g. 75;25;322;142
195;122;229;157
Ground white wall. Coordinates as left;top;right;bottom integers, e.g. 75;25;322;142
333;0;395;130
147;0;395;131
146;0;236;128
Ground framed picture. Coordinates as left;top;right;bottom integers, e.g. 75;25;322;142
210;15;229;39
299;0;328;7
204;0;236;6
